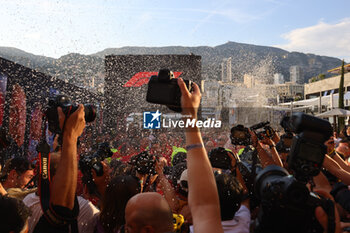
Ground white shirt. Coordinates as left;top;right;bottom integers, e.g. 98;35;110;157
23;193;100;233
190;205;250;233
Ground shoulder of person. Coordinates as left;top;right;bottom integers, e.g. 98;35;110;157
234;205;251;220
8;187;37;201
77;196;100;214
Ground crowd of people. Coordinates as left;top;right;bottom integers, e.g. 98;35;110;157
1;78;350;233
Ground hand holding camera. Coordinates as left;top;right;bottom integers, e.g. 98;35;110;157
57;104;86;140
146;69;197;114
46;95;96;135
177;78;201;119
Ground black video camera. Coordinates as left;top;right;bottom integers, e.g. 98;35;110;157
283;112;332;182
230;122;273;146
45;95;96;134
254;165;335;233
146;69;192;112
79;142;113;195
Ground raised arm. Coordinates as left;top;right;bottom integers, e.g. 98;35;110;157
177;78;223;233
51;105;85;209
323;154;350;186
332;152;350;173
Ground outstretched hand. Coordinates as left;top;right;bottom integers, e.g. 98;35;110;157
177;78;201;119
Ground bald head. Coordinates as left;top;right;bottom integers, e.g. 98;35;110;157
125;192;173;233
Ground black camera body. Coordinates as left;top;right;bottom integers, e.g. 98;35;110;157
45;95;96;134
284;113;332;182
254;165;332;233
146;69;192;112
79;142;113;195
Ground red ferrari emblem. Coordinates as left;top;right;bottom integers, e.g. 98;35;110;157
123;71;182;87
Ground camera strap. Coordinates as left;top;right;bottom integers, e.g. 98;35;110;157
37;139;52;216
37;116;79;232
37;116;52;215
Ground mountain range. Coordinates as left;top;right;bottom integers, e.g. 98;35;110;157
0;41;343;92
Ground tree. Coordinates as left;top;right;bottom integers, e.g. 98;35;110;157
318;73;325;80
309;77;317;83
338;60;345;133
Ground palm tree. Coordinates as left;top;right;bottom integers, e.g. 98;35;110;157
338;60;345;133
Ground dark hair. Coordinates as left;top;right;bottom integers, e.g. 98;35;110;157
172;152;187;167
0;196;31;233
208;147;233;170
0;157;34;182
215;173;243;221
100;175;140;233
171;162;187;187
341;127;348;138
111;161;133;177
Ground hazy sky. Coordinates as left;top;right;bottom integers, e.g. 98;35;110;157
1;0;349;61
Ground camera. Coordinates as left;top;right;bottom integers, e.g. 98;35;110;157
208;147;236;170
230;122;274;146
275;132;294;154
230;125;251;146
280;116;293;133
79;142;113;195
284;112;332;182
254;165;334;233
130;151;157;175
250;121;274;140
146;69;192;112
45;95;96;134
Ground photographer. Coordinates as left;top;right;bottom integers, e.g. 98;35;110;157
79;142;113;201
23;151;100;233
177;78;223;233
0;157;35;191
255;134;283;168
129;151;159;193
33;105;86;232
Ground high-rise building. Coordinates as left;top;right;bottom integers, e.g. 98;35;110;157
273;73;284;84
221;57;232;82
244;74;255;88
290;66;303;84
